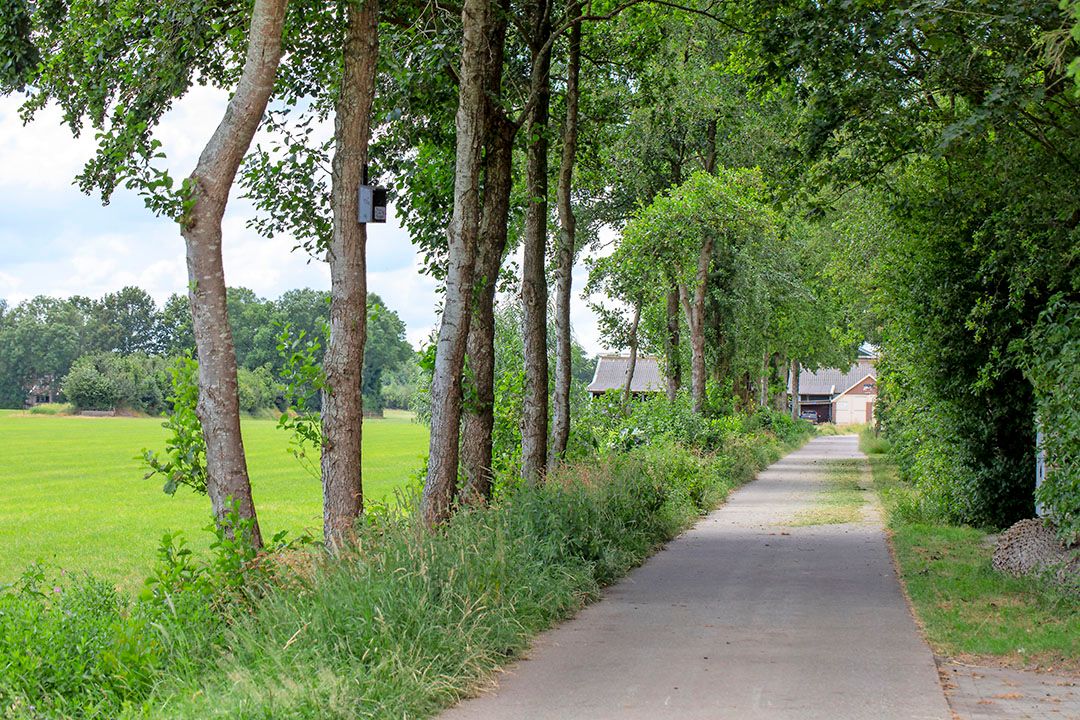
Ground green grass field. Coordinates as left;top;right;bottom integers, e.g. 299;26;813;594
0;409;428;589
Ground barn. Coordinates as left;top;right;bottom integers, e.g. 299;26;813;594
795;349;878;425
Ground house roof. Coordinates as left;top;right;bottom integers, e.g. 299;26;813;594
798;359;877;397
587;355;665;394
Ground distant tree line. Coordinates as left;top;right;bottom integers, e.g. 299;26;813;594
0;286;415;415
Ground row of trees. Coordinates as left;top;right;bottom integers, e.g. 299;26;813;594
3;0;866;547
739;0;1079;535
0;287;414;415
7;0;1075;545
0;287;181;408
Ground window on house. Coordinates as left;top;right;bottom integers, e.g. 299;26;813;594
863;383;874;391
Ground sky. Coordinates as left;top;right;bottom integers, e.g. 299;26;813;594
0;88;608;354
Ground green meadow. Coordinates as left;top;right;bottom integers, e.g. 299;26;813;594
0;409;428;590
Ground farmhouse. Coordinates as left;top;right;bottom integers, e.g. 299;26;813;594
24;378;58;408
587;355;664;397
794;348;878;425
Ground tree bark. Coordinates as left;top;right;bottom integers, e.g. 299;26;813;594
321;0;378;551
461;0;514;506
181;0;288;548
421;0;491;525
548;11;581;469
623;300;641;405
704;117;717;175
759;351;769;407
664;284;681;401
459;122;513;505
520;0;553;485
790;359;801;420
679;236;714;414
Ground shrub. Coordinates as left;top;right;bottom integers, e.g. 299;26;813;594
0;567;172;717
236;365;279;413
61;358;118;410
60;353;170;414
1024;297;1080;543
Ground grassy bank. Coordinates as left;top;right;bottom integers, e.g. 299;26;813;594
0;416;812;719
0;409;427;588
862;431;1080;670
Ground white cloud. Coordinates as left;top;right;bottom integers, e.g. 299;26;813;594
0;97;98;193
369;255;439;348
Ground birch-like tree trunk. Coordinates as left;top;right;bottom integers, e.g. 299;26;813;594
623;300;642;405
520;0;553;484
664;285;681;401
421;0;491;525
460;121;513;505
181;0;289;548
679;237;715;414
759;351;769;407
461;0;514;506
321;0;378;550
548;12;581;469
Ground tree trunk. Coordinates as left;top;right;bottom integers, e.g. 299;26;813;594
181;0;288;548
520;0;553;485
790;359;801;420
679;237;714;414
664;284;681;401
421;0;491;526
461;0;514;506
759;351;769;407
737;372;753;408
548;12;581;469
623;300;641;405
321;0;378;551
704;117;718;175
459;125;512;505
770;354;787;410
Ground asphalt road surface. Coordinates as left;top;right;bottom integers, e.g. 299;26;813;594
440;435;950;720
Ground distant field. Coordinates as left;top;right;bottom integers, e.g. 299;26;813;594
0;409;428;589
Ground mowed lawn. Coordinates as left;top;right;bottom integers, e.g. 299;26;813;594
0;409;428;590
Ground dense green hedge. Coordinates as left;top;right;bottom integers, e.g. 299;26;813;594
0;412;810;719
1024;298;1080;543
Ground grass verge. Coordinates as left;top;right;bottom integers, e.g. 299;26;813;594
788;458;868;526
863;430;1080;671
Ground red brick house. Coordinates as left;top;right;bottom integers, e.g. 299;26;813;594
794;349;878;425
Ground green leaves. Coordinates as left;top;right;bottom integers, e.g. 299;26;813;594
141;353;208;496
1023;296;1080;543
17;0;249;209
275;322;326;479
0;0;38;92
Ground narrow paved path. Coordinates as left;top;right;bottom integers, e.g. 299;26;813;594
441;435;950;720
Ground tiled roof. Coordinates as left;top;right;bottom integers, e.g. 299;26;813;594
587;355;665;394
798;358;876;397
